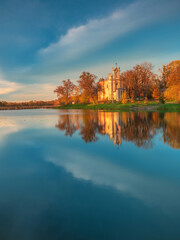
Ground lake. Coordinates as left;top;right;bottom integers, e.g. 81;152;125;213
0;109;180;240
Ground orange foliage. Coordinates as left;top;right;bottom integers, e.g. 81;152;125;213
162;61;180;102
152;85;160;100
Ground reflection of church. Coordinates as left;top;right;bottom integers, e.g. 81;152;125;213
98;112;122;146
98;66;124;101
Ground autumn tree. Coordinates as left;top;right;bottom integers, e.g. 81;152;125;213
159;62;174;91
162;61;180;102
121;90;128;104
121;70;136;99
73;86;80;103
121;62;155;100
54;79;75;105
78;72;98;103
152;84;160;100
133;62;154;99
97;78;104;101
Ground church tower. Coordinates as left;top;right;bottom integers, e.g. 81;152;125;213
112;66;120;90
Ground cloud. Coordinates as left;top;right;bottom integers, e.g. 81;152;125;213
39;0;180;63
0;77;22;95
21;83;56;100
2;83;56;101
1;0;179;101
0;69;56;101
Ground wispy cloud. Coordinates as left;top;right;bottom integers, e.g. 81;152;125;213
0;75;22;95
2;83;56;101
16;83;56;100
0;69;56;100
39;0;180;63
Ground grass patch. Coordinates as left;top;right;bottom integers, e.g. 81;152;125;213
156;103;180;112
55;101;180;112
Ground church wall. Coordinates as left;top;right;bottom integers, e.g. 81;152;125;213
98;66;124;102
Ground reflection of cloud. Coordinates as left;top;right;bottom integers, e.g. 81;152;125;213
1;110;180;215
0;120;21;144
0;110;58;144
47;149;180;214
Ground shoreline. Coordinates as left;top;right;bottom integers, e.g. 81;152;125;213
0;106;54;111
55;102;180;112
0;103;179;112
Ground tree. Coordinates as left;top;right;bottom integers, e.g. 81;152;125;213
97;78;104;101
162;61;180;102
152;85;160;100
133;62;154;99
78;72;98;103
73;86;80;103
121;70;135;99
54;79;75;105
121;62;155;100
121;90;128;104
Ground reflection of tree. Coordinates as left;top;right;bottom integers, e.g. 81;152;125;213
120;112;156;148
56;114;78;137
80;113;99;142
55;110;180;149
163;113;180;149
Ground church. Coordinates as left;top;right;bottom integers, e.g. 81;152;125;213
98;65;124;101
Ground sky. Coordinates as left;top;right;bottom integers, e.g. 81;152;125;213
0;0;180;101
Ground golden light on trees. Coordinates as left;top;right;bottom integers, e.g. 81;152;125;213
53;60;180;105
152;85;160;100
163;61;180;103
54;79;75;105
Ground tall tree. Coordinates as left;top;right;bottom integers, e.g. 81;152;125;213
121;62;155;100
73;86;80;103
161;61;180;102
152;84;161;100
78;72;98;103
54;79;75;105
121;70;135;99
133;62;154;99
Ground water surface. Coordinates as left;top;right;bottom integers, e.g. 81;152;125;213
0;109;180;240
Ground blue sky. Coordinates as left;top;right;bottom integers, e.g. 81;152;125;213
0;0;180;101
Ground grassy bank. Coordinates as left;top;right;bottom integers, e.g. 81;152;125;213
56;102;180;112
156;103;180;112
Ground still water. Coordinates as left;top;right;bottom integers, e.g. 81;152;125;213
0;109;180;240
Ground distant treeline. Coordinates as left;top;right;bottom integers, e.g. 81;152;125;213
0;100;59;110
54;60;180;105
